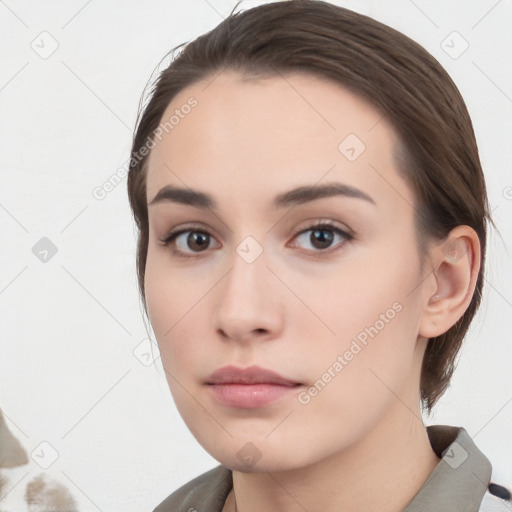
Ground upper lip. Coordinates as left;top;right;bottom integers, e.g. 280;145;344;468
206;365;301;386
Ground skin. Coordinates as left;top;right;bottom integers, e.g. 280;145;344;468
143;70;480;512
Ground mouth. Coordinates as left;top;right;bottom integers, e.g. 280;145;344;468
206;364;302;386
205;365;303;408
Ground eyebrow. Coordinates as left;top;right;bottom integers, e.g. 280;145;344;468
148;182;376;209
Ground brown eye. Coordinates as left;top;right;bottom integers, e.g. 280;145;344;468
292;223;352;253
309;228;335;249
184;231;210;252
161;228;221;258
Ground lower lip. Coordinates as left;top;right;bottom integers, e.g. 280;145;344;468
207;383;301;408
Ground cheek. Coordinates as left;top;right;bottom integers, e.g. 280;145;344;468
290;292;420;456
291;251;420;350
144;252;192;362
144;249;219;391
294;244;423;404
145;247;202;334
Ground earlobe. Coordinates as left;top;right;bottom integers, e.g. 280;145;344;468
418;226;481;339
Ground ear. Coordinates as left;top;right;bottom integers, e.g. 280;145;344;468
418;225;481;339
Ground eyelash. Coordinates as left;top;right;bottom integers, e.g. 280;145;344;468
159;221;354;259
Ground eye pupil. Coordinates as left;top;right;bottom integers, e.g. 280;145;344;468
311;229;334;249
188;231;209;251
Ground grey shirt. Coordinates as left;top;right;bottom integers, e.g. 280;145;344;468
153;424;497;512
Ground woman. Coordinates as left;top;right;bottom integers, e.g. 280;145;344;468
127;1;510;510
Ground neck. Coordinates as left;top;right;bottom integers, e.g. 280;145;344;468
228;397;440;512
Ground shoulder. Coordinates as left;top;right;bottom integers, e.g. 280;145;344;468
153;464;232;512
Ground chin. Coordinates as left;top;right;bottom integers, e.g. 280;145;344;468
203;437;317;474
222;455;301;474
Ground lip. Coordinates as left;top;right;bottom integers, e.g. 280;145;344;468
205;365;302;409
206;365;301;386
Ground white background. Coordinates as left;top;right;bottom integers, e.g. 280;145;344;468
1;1;511;511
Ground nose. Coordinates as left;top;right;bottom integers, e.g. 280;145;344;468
213;246;284;345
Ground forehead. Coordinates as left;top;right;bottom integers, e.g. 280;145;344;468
145;70;413;212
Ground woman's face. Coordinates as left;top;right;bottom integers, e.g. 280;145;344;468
144;70;433;472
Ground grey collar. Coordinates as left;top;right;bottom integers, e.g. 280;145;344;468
402;424;492;511
153;425;492;512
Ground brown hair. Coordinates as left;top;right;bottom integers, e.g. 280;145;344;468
127;0;493;414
